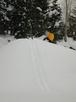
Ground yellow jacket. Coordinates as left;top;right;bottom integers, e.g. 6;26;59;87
47;32;54;41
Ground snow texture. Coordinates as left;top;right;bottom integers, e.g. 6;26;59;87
57;37;76;50
0;35;15;48
0;39;76;102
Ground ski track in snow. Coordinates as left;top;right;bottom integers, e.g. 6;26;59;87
0;39;76;102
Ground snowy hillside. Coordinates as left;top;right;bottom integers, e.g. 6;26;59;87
0;35;15;48
0;39;76;102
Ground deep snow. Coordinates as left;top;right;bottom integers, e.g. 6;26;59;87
0;39;76;102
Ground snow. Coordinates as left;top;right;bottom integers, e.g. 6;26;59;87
7;5;14;11
0;35;15;48
0;35;76;51
57;37;76;50
38;35;76;50
0;39;76;102
36;7;42;12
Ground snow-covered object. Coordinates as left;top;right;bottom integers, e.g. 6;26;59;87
49;9;59;16
0;39;76;102
36;7;42;12
70;13;76;18
7;5;14;11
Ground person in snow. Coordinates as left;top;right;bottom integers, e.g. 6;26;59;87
44;32;56;43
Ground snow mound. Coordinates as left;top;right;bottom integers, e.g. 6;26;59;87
0;39;76;102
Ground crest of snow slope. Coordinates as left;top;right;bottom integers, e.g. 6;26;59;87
0;39;76;102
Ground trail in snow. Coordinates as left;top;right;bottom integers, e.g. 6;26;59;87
0;39;76;102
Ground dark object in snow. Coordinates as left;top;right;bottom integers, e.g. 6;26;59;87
57;34;63;40
43;37;56;44
8;40;11;42
43;37;47;41
48;40;56;44
69;47;76;50
67;32;73;37
68;34;73;37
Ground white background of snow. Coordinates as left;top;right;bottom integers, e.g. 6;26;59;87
0;39;76;102
0;35;15;48
57;37;76;50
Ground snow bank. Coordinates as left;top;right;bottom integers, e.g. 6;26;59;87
0;39;76;102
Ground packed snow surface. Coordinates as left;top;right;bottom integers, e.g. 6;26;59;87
0;39;76;102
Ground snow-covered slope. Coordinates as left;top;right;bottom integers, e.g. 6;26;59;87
0;39;76;102
0;35;15;48
57;37;76;50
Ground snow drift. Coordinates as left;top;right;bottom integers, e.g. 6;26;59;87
0;39;76;102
